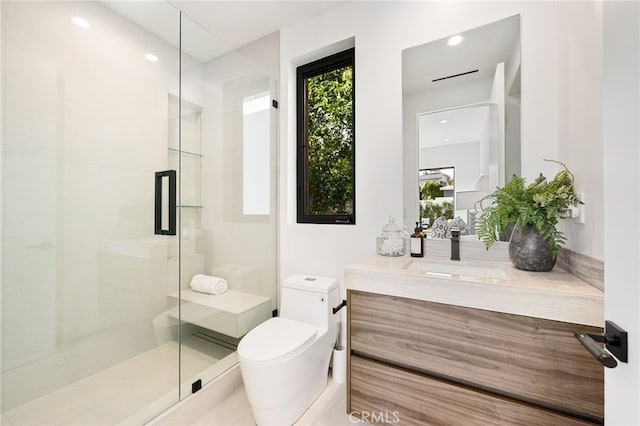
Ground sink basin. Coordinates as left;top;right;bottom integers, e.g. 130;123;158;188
405;259;510;281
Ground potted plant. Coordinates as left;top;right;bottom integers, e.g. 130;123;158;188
476;160;582;271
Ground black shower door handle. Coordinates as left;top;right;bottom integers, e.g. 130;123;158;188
154;170;176;235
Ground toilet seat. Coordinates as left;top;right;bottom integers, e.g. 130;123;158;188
239;317;317;364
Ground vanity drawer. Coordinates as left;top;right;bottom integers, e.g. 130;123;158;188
350;355;597;426
348;290;603;420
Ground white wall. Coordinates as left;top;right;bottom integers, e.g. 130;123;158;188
555;1;604;260
419;142;481;192
504;31;522;180
488;62;505;189
603;1;640;424
505;99;521;179
0;1;5;414
279;1;604;285
238;32;280;81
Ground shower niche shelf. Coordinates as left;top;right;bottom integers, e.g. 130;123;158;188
168;147;204;158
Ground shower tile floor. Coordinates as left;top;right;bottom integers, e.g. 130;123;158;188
1;339;232;426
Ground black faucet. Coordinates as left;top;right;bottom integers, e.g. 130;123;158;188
450;227;460;261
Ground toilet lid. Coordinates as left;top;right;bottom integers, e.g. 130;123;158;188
239;317;317;363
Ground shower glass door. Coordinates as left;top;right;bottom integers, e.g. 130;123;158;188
1;2;278;424
0;1;183;424
175;14;278;396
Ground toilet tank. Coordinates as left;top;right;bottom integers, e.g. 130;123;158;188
280;274;340;330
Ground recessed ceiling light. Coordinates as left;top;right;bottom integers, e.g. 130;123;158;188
440;120;448;124
72;17;90;29
447;35;463;46
444;138;450;142
145;54;159;62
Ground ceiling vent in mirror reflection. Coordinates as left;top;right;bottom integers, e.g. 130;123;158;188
432;69;479;83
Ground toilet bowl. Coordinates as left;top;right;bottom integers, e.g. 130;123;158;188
237;274;340;426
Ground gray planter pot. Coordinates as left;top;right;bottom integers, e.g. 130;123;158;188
499;221;516;242
509;225;557;272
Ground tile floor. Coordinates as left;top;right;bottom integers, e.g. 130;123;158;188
189;377;364;426
3;344;362;426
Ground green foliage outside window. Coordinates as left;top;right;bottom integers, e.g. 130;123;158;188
419;180;453;225
306;66;353;215
420;200;454;225
420;181;444;201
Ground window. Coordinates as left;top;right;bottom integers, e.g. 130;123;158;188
418;167;455;227
242;91;271;216
297;48;355;224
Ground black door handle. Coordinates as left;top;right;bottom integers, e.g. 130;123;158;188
154;170;176;235
574;330;617;368
574;320;628;368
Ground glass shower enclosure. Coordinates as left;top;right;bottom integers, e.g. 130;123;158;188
0;2;277;424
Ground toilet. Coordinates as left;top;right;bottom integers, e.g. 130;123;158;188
237;274;340;426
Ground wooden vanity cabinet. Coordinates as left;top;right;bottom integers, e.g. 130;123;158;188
346;290;604;425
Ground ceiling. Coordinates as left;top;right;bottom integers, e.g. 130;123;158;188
418;106;490;149
173;1;348;50
106;1;348;63
105;3;518;81
402;14;520;94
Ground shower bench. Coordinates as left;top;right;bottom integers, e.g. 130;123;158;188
165;289;272;339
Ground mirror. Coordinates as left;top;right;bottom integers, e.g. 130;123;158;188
402;15;521;236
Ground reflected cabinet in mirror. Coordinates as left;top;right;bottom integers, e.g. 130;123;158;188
402;15;521;237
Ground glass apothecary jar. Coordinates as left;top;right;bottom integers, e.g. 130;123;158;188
376;216;406;257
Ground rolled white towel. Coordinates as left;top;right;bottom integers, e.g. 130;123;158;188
190;274;228;295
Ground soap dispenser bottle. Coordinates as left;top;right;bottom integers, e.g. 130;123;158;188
410;222;425;258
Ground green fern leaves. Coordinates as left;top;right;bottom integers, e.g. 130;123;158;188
476;160;582;255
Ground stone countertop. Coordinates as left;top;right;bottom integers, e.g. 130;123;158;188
344;254;604;327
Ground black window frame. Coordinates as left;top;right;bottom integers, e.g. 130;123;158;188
296;47;355;225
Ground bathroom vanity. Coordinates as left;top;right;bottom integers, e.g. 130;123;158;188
345;248;605;425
